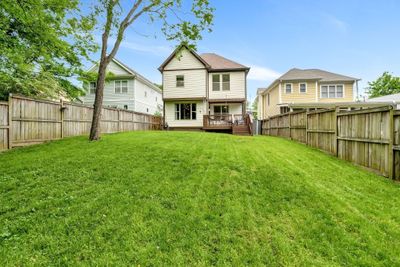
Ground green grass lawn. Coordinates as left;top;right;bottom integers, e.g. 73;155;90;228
1;131;400;266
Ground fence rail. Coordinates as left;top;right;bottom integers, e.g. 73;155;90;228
0;95;162;152
262;105;400;179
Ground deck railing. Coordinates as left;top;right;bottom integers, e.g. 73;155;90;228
203;114;251;129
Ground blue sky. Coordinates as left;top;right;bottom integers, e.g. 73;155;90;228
87;0;400;102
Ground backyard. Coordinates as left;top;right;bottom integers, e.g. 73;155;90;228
1;131;400;265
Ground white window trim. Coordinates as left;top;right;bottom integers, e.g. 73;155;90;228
320;84;345;98
299;83;307;94
175;103;197;121
89;82;96;94
213;105;230;115
176;75;185;87
285;83;293;94
212;73;230;91
114;80;128;94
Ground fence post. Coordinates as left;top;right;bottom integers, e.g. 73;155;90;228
269;118;272;136
305;109;309;146
7;94;12;150
118;109;121;132
60;99;64;139
334;107;339;156
389;106;394;179
288;112;292;140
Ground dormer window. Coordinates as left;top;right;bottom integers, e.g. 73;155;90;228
176;75;184;87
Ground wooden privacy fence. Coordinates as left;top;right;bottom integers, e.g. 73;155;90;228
262;106;400;179
0;95;162;152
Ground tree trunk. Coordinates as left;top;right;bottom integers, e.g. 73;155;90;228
89;59;108;141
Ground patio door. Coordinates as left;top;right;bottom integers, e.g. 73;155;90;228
214;105;229;120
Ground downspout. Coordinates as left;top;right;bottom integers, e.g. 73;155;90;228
356;80;359;101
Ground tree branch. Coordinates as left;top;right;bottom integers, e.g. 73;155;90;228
107;0;160;61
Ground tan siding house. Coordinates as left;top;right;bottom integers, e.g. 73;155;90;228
258;68;359;119
159;45;250;132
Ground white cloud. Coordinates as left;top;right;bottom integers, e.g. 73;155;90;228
247;65;281;82
119;40;171;55
95;35;171;56
325;14;347;32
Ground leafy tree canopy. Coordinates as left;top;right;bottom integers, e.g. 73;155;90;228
0;0;97;100
87;0;214;140
368;72;400;98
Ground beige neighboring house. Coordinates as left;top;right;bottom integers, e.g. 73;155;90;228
159;44;251;134
257;68;360;119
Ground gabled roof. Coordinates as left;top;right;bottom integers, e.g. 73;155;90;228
278;68;359;82
200;53;250;72
88;58;161;93
259;68;360;95
158;44;250;72
158;44;210;71
257;88;267;94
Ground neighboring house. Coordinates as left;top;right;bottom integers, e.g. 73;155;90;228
255;88;267;118
367;93;400;109
158;44;251;134
81;58;162;115
257;68;360;119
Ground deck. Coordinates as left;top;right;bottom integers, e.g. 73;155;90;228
203;114;253;135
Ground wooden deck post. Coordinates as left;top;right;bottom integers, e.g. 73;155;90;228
389;106;394;179
7;94;12;150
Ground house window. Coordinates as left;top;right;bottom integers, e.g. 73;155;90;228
212;74;220;91
222;74;230;91
213;105;229;115
280;106;290;114
176;75;184;87
267;93;270;106
285;83;292;94
320;85;344;98
212;74;230;91
299;83;307;93
115;80;128;94
89;82;96;94
175;103;197;120
336;85;344;97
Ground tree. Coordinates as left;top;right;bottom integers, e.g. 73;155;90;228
89;0;214;141
367;72;400;98
0;0;97;101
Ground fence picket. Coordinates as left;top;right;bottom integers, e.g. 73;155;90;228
262;105;399;179
0;95;162;152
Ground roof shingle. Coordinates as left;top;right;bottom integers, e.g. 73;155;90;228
200;53;249;71
278;68;359;82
